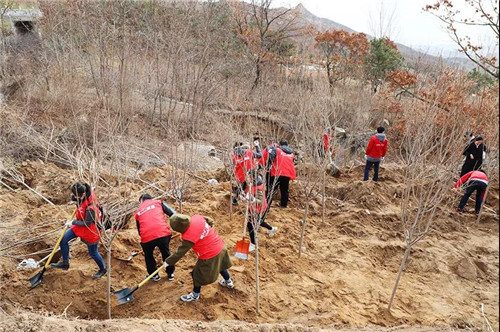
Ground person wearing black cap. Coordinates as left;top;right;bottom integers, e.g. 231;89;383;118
134;194;177;281
51;183;106;279
364;127;388;182
461;135;487;176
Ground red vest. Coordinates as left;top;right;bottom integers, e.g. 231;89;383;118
271;148;296;179
246;184;268;213
182;215;224;260
323;134;329;151
135;200;172;243
232;149;256;183
71;191;101;244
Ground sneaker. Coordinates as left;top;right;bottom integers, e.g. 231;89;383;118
50;261;69;270
92;269;106;279
147;273;161;282
180;292;199;302
269;227;278;238
168;273;175;281
219;278;234;289
456;208;463;215
249;243;256;252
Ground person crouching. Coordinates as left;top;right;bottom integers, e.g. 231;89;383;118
164;214;234;302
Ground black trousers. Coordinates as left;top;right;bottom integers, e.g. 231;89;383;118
460;159;483;176
140;235;175;276
247;213;273;245
267;175;290;208
458;180;488;213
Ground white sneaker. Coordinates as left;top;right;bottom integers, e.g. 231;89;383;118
180;292;199;302
249;243;256;252
219;278;234;289
269;227;278;238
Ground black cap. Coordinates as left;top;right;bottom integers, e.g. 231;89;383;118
377;126;385;133
279;139;288;146
475;136;483;141
139;194;152;201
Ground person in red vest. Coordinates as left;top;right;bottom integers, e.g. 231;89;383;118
364;126;388;182
135;194;176;281
454;170;489;216
242;170;277;252
231;142;262;205
165;214;233;302
51;182;106;279
262;139;296;208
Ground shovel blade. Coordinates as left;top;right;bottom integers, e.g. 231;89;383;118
28;267;45;289
234;238;249;260
114;287;134;305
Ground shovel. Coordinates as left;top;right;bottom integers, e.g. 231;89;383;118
234;187;251;260
114;263;164;305
28;209;77;289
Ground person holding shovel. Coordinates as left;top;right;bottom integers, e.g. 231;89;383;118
364;126;388;182
164;214;234;302
243;170;277;252
51;182;106;279
135;194;176;281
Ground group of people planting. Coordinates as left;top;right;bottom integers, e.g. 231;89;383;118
46;129;488;303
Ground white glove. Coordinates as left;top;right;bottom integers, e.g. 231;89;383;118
65;220;73;228
163;261;169;268
381;157;385;161
364;155;368;160
254;140;260;146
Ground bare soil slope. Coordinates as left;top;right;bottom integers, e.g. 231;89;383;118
1;161;498;330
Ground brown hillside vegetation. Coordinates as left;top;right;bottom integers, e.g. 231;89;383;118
1;160;498;330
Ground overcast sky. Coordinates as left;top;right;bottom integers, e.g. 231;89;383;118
272;0;496;57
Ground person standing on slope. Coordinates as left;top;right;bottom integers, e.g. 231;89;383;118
51;182;106;279
165;214;234;302
135;194;176;281
231;142;262;205
454;170;489;216
364;126;388;182
262;139;296;209
460;135;487;176
243;170;278;252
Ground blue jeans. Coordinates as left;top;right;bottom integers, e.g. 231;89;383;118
60;228;106;271
364;160;380;181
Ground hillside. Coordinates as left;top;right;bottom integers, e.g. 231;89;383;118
291;3;475;71
1;160;498;330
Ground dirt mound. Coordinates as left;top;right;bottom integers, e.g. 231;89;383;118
0;161;498;329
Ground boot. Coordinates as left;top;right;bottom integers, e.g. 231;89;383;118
50;261;69;270
92;269;106;279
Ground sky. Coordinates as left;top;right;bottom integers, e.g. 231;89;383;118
272;0;496;57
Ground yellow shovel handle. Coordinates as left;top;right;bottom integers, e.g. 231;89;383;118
138;263;164;288
44;209;77;268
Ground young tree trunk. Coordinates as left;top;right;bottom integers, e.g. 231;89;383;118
298;200;309;258
254;230;260;314
106;246;112;319
387;244;412;311
322;166;326;223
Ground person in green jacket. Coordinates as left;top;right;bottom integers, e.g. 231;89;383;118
164;214;233;302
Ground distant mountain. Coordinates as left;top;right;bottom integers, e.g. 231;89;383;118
291;3;476;72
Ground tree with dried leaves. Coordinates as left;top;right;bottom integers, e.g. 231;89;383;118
425;0;499;79
315;29;370;91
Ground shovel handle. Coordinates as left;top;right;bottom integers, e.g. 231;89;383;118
44;209;77;268
138;264;164;288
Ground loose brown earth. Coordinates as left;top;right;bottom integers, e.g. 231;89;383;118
0;161;498;330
